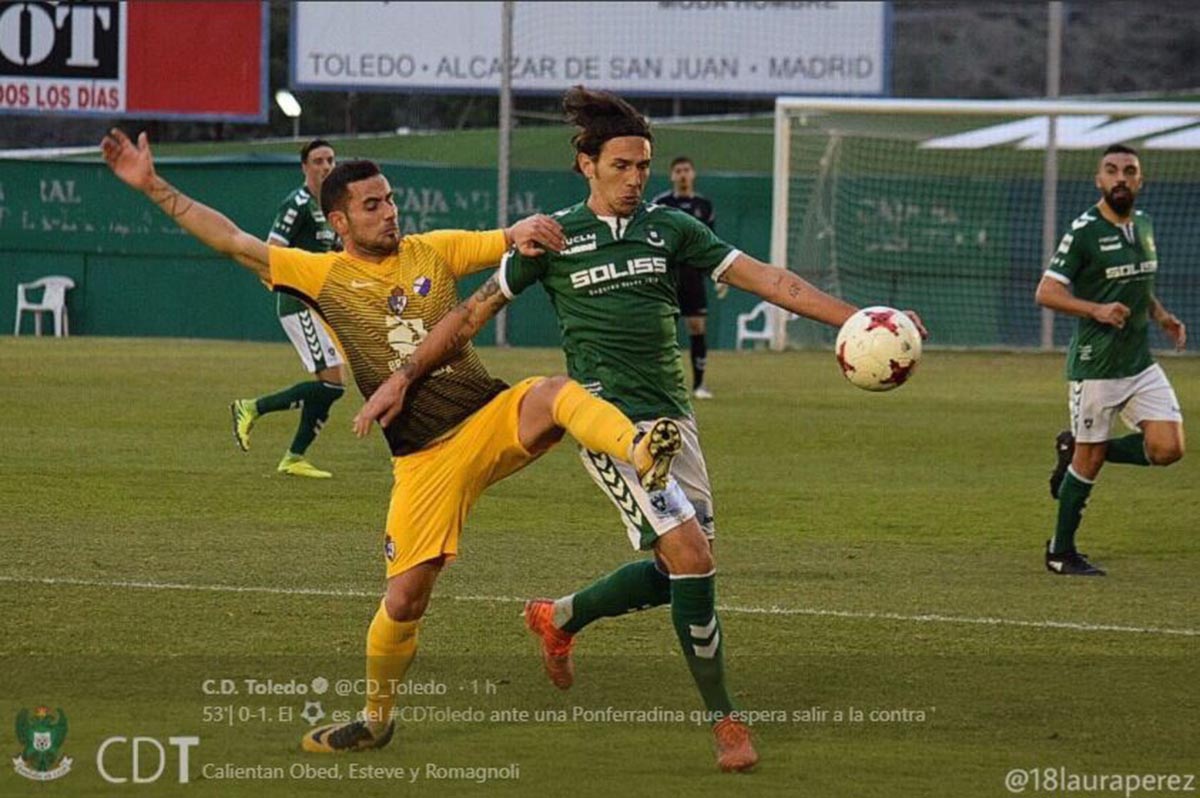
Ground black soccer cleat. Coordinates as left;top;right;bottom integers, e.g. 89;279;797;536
1049;430;1075;499
1045;541;1106;577
302;719;394;753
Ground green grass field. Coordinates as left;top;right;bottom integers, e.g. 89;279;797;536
2;339;1197;797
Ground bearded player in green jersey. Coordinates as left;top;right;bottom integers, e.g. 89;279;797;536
356;86;926;772
230;139;346;479
1036;144;1186;577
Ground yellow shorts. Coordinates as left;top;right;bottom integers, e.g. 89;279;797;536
383;377;544;578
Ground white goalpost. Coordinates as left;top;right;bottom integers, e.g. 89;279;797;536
769;97;1200;353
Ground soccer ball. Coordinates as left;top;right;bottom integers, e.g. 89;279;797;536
835;306;922;392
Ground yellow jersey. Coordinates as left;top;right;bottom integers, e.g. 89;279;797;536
268;230;509;455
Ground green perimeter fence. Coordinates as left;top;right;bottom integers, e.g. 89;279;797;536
0;158;770;349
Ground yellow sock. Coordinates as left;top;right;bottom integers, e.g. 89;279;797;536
363;600;419;733
551;380;638;463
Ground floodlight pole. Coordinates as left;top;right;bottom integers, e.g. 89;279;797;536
1040;1;1064;351
495;0;514;347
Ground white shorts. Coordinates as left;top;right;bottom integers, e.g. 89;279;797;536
279;309;344;373
1069;363;1182;443
580;415;715;551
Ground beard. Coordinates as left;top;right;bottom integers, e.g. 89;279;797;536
1105;186;1136;215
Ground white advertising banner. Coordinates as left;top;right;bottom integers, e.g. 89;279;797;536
292;1;889;97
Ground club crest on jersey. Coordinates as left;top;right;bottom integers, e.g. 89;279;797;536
388;288;408;315
413;276;432;296
645;227;667;248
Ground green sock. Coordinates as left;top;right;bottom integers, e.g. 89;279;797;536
1051;469;1094;554
670;573;735;718
288;382;344;456
255;380;322;415
1105;433;1150;466
555;560;670;635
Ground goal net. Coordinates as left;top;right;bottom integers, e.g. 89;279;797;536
771;98;1200;352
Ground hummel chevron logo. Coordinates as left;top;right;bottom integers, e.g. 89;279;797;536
300;314;323;359
689;616;718;639
350;279;378;289
589;452;644;526
692;629;721;659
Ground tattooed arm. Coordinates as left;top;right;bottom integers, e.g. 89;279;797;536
720;253;928;336
353;275;509;435
101;128;270;279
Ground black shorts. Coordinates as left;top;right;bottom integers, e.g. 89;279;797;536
676;268;707;317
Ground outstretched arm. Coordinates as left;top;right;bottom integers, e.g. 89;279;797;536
352;274;510;435
101;129;270;279
720;253;928;336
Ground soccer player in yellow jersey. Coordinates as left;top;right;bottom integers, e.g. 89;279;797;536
101;129;684;753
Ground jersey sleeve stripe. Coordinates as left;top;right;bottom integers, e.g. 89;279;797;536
1043;269;1071;286
497;251;516;300
711;249;741;284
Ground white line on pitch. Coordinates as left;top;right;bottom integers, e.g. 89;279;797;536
1;574;1196;638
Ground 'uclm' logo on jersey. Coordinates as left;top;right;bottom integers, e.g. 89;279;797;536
570;257;667;289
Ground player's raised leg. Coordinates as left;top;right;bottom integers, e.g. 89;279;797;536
525;558;670;689
518;376;681;488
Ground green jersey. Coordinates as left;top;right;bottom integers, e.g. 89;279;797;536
500;200;738;420
1046;205;1158;380
268;186;339;316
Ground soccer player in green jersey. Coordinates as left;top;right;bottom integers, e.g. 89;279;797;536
230;139;346;479
1036;144;1186;576
651;156;724;399
356;86;926;772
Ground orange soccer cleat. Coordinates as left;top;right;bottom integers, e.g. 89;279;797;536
713;716;759;773
523;599;576;690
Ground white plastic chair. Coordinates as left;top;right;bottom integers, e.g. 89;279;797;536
15;276;74;337
735;301;775;349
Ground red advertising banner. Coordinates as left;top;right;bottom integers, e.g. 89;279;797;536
0;1;267;120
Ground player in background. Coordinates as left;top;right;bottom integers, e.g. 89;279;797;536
651;157;724;399
101;130;682;754
230;139;345;479
1036;144;1186;576
356;86;927;772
